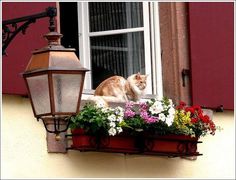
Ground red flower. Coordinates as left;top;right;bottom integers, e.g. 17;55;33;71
176;105;183;110
193;105;202;112
209;121;216;131
174;101;218;137
185;107;195;114
180;101;186;107
191;118;198;123
176;101;187;110
201;115;210;123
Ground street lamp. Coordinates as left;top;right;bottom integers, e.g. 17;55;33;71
19;8;89;140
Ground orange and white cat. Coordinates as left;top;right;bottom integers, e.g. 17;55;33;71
90;73;148;106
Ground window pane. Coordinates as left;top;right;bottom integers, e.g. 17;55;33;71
90;32;145;89
89;2;143;32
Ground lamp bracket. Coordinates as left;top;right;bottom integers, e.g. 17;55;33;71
2;6;57;55
40;116;72;135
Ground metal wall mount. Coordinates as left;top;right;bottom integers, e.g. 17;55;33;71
2;6;57;55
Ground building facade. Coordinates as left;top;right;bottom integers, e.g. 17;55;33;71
1;2;235;178
2;2;234;109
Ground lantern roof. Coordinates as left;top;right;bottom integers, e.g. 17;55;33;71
24;31;88;75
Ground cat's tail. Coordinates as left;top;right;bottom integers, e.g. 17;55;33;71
87;95;126;107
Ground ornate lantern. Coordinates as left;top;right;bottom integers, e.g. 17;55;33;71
22;13;88;140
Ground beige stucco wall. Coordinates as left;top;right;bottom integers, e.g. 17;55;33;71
1;95;235;178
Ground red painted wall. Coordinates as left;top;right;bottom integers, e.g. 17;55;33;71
2;2;56;95
188;2;234;110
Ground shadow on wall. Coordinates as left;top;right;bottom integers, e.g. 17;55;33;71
65;151;191;178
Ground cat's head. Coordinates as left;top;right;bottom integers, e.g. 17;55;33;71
133;72;148;90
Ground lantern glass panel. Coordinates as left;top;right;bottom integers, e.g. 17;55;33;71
26;74;51;115
52;73;82;113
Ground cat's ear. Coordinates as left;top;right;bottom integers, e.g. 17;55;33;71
135;72;141;80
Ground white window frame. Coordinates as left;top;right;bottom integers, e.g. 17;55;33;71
150;2;163;98
77;2;163;97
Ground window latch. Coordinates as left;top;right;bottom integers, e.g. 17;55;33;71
181;69;190;87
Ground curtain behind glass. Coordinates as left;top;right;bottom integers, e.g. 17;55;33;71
89;2;143;32
89;2;145;89
91;32;145;89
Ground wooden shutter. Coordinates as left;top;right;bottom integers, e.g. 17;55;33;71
188;2;234;110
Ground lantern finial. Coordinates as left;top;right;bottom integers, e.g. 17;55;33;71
44;32;63;46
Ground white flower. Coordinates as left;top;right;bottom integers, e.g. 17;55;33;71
108;127;117;136
168;107;176;116
165;115;174;126
155;101;163;107
150;101;164;114
116;127;123;134
108;114;116;122
116;116;123;122
168;99;173;107
109;122;116;128
101;107;111;113
95;101;107;108
158;113;166;121
114;106;124;116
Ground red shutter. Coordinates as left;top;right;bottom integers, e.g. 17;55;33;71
2;2;57;95
188;2;234;110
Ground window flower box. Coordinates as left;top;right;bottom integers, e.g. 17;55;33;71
71;129;140;153
70;129;202;157
68;98;219;157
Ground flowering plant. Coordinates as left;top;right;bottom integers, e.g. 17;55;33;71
172;101;217;137
69;97;219;138
122;97;176;135
70;104;125;136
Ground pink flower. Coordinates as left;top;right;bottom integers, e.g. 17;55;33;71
124;108;135;118
125;101;134;109
146;116;158;123
140;111;158;123
141;111;147;120
139;102;148;111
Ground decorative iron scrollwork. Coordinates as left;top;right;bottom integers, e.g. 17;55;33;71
2;6;57;55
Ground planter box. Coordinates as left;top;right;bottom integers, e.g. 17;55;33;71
144;134;201;157
70;129;202;157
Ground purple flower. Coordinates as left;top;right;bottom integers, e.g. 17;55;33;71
146;116;158;123
124;108;136;118
140;111;149;120
140;110;158;124
139;102;148;111
125;101;134;109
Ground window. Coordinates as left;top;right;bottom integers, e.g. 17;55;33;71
70;2;162;96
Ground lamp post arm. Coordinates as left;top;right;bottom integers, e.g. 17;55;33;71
2;6;57;55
